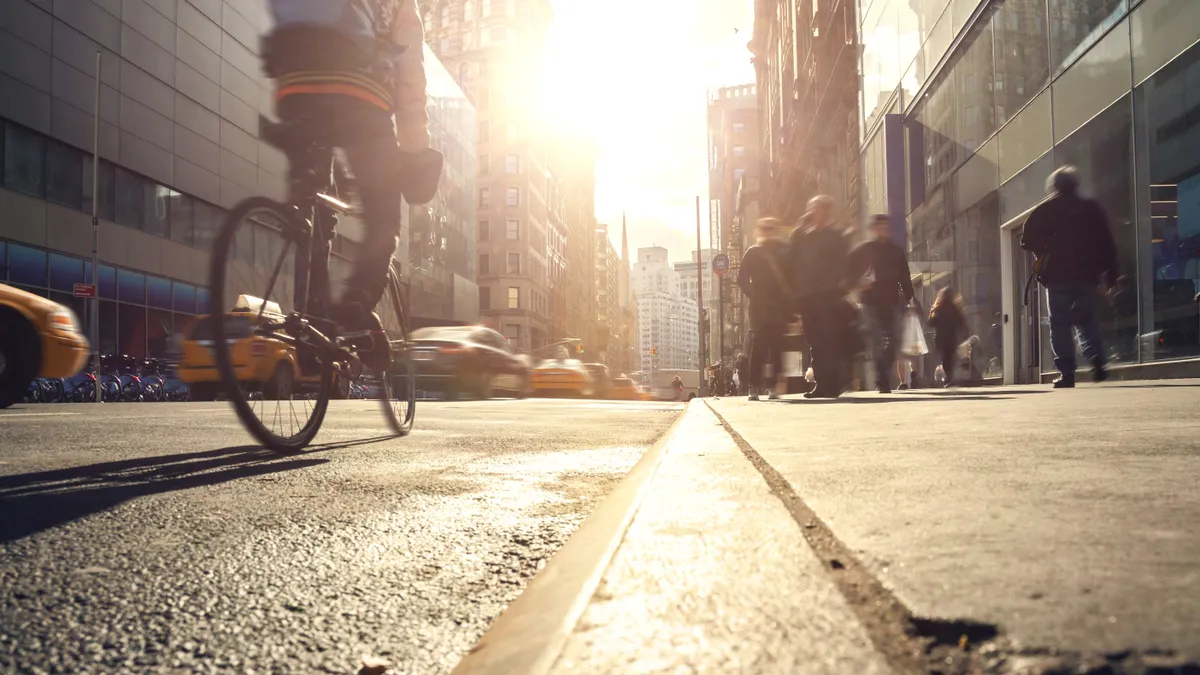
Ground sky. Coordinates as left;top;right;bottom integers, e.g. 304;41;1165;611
543;0;755;264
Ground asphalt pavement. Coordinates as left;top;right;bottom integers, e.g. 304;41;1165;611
0;398;682;674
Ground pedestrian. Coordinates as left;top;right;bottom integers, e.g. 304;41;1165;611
789;195;851;399
671;375;685;401
735;352;749;395
737;217;795;401
1021;166;1119;388
928;286;969;387
848;214;917;393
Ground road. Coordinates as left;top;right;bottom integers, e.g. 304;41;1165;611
0;398;681;675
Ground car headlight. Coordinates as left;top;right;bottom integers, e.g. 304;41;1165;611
47;308;80;334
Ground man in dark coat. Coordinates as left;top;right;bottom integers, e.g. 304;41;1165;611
1021;165;1119;387
736;218;794;400
848;214;916;393
789;195;850;398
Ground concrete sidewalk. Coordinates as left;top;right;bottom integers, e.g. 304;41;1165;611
453;381;1200;675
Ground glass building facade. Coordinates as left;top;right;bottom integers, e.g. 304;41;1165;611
860;0;1200;381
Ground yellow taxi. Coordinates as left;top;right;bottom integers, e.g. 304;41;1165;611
177;295;338;401
0;282;90;408
609;375;641;400
530;358;595;398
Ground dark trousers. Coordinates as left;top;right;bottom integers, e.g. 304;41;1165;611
1047;283;1105;375
864;302;900;388
750;322;785;391
799;293;844;393
935;334;958;383
277;94;402;311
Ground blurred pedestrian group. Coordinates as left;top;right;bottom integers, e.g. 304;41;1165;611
730;165;1118;400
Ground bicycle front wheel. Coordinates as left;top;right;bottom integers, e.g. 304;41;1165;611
377;269;415;435
208;197;332;451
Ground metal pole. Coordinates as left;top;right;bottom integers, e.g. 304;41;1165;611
91;51;102;403
718;277;724;367
695;196;705;397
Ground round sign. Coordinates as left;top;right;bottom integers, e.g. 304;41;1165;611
712;253;730;276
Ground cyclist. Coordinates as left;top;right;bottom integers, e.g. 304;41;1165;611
262;0;435;371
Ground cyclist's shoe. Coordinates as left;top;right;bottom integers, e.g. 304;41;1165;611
334;299;392;373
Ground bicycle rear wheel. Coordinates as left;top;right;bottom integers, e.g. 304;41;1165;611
208;197;332;451
377;269;414;435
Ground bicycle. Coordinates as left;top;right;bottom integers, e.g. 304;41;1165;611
206;114;416;451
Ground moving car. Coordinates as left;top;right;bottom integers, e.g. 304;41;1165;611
609;375;641;400
582;363;611;398
177;295;341;401
409;325;531;399
0;283;90;408
530;358;595;398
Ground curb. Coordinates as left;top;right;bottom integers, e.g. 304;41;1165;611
449;401;695;675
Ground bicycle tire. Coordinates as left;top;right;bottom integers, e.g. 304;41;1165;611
209;197;332;452
377;266;414;436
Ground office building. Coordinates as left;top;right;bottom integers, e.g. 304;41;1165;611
859;0;1200;382
632;246;699;373
0;0;475;359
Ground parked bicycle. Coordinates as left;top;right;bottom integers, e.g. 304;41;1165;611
205;115;416;451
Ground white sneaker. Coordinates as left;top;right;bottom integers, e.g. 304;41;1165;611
748;390;760;401
768;391;780;400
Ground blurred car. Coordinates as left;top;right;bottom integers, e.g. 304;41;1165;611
582;363;611;398
177;295;342;401
530;358;595;398
409;325;531;399
0;282;90;408
609;375;641;400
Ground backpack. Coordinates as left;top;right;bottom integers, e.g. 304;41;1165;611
268;0;380;65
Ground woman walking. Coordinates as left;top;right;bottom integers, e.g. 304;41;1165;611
928;286;969;387
736;218;795;400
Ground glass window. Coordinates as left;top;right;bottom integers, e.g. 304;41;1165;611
118;268;146;304
146;275;172;309
4;123;46;198
953;21;997;155
0;240;6;280
997;90;1052;183
173;281;196;313
506;218;519;240
1131;0;1200;87
507;286;519;309
732;146;745;158
97;264;117;300
99;300;117;356
143;184;170;237
732;122;744;134
194;200;223;250
479;285;490;310
1049;0;1128;74
147;308;173;358
506;187;519;206
479;253;489;275
999;150;1055;224
507;252;520;273
114;167;144;228
234;220;254;264
1053;15;1132;144
49;253;84;292
83;159;116;221
46;140;84;210
169;192;194;244
993;0;1050;123
196;286;211;314
505;153;519;174
118;303;146;358
1134;41;1200;362
479;186;490;208
8;244;48;287
479;219;490;241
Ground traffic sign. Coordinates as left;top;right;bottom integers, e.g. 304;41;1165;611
712;253;730;276
73;283;96;298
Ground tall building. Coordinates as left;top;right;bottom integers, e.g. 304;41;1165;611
708;85;759;363
858;0;1200;383
592;224;626;370
632;247;699;373
423;0;598;355
616;218;637;373
749;0;860;226
0;1;473;358
673;249;719;364
555;135;599;352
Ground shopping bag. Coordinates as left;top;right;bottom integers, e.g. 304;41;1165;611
900;308;929;356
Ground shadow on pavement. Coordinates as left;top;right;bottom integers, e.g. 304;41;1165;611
778;394;1016;404
0;436;392;544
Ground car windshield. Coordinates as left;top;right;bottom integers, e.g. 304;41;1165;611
187;315;254;341
411;326;479;341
